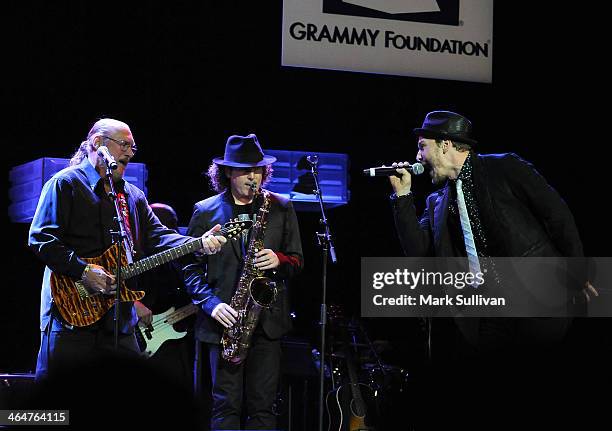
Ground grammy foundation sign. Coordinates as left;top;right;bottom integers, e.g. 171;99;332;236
282;0;493;83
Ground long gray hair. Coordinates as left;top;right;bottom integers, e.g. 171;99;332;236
69;118;129;166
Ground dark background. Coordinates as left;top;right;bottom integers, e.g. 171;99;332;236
3;0;607;386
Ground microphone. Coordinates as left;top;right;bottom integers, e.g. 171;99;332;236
97;146;118;170
306;155;318;165
363;162;424;177
297;154;319;170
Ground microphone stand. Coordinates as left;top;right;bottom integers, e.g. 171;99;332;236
306;155;337;431
103;161;134;350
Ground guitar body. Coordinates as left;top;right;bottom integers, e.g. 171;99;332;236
49;219;251;328
136;306;191;358
326;383;378;431
50;243;144;327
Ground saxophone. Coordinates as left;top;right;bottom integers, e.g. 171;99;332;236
221;189;278;364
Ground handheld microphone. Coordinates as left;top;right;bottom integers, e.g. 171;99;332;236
363;162;424;177
97;146;118;170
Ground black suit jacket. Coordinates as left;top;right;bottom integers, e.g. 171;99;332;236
393;152;586;341
184;190;303;343
393;152;584;259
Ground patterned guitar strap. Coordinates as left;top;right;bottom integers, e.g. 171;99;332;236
116;192;136;258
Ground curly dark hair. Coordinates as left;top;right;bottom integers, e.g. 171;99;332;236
206;163;273;193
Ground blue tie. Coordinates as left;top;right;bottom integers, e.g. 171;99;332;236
455;179;481;277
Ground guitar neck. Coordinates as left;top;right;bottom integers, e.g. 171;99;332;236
119;221;245;280
165;303;199;325
345;346;367;415
121;237;203;280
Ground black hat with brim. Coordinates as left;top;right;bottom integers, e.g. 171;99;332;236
413;111;478;146
213;134;276;167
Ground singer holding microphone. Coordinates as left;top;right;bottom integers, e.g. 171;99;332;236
382;110;596;423
28;118;227;380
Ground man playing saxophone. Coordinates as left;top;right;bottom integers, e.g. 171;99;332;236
185;134;303;430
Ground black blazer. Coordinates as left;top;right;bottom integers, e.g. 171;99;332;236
393;153;586;340
393;152;584;259
184;190;303;343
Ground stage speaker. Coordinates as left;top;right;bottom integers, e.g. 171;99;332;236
8;157;148;223
265;149;350;212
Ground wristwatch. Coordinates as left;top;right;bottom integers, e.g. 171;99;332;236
76;264;93;299
390;191;412;200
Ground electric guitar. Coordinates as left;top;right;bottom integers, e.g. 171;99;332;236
50;220;252;327
135;303;198;358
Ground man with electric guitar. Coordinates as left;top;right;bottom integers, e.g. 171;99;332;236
28;118;234;380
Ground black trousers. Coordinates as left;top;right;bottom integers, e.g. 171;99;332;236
409;317;577;429
35;315;139;380
207;332;281;430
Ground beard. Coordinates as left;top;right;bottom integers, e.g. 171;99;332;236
424;163;442;185
430;169;446;185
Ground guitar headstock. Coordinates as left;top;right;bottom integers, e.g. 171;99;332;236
220;219;253;240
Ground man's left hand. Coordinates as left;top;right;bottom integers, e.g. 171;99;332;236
135;301;153;327
200;224;227;255
581;281;598;302
255;249;280;270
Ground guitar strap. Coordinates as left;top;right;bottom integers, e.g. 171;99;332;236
117;192;136;257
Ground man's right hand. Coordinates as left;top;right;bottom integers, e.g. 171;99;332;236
211;302;239;328
389;163;412;196
82;264;116;295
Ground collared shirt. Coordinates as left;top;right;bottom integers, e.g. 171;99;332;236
30;158;131;279
29;158;191;333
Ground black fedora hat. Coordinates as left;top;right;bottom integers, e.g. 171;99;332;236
413;111;477;146
213;134;276;167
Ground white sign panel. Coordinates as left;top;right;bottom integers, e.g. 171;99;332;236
282;0;493;83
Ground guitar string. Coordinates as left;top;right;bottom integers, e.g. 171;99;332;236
67;224;246;328
114;224;246;330
140;306;198;331
134;224;248;331
122;224;244;277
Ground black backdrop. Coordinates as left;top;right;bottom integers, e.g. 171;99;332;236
3;1;607;377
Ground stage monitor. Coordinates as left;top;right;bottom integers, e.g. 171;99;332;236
266;149;350;212
8;157;148;223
